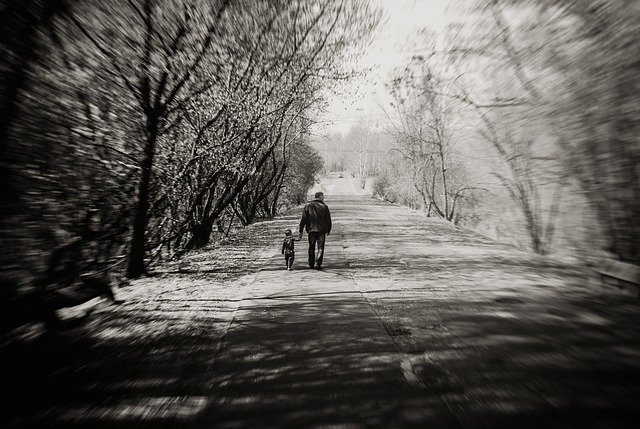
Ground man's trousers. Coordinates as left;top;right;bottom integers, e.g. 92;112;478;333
307;232;326;268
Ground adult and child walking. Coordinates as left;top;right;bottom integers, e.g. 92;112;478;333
282;191;332;270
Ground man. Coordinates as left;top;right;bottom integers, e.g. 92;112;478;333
299;191;332;270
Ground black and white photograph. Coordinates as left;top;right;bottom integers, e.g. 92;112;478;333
1;0;639;427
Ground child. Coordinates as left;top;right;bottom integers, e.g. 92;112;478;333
281;229;300;270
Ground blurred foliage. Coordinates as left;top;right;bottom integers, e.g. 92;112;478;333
362;0;640;261
0;0;380;333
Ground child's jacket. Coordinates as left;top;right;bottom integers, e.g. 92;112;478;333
282;237;296;255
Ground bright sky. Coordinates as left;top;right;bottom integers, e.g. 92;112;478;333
313;0;452;136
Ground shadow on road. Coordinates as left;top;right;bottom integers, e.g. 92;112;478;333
4;282;640;428
3;196;640;428
2;294;455;428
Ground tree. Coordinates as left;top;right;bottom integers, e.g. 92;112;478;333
280;138;324;208
385;57;481;224
445;0;640;259
0;0;380;329
65;0;231;277
164;0;380;251
344;123;376;189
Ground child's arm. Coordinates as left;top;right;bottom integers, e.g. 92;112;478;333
282;240;286;254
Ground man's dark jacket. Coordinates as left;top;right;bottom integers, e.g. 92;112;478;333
299;199;332;234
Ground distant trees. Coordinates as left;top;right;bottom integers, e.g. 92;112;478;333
0;0;380;330
312;132;348;172
312;121;386;189
344;123;379;189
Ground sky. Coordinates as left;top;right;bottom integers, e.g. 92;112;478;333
312;0;452;136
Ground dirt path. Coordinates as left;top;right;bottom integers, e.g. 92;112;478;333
3;176;640;428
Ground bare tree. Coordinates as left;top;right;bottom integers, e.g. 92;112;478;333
385;61;481;224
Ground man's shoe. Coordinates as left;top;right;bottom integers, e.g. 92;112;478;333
315;265;323;270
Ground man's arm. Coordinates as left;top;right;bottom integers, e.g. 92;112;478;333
299;205;307;238
282;240;286;254
326;205;332;235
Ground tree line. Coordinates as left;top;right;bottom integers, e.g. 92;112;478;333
0;0;379;333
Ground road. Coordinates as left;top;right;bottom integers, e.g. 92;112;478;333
3;174;640;428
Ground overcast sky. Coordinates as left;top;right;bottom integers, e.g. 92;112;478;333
313;0;452;136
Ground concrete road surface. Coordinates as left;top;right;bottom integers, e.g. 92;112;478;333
3;174;640;428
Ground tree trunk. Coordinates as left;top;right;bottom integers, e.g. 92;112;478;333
233;201;250;226
270;186;281;216
185;146;276;249
270;167;286;216
126;117;159;278
522;201;543;254
224;210;235;238
187;218;215;249
438;143;449;219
